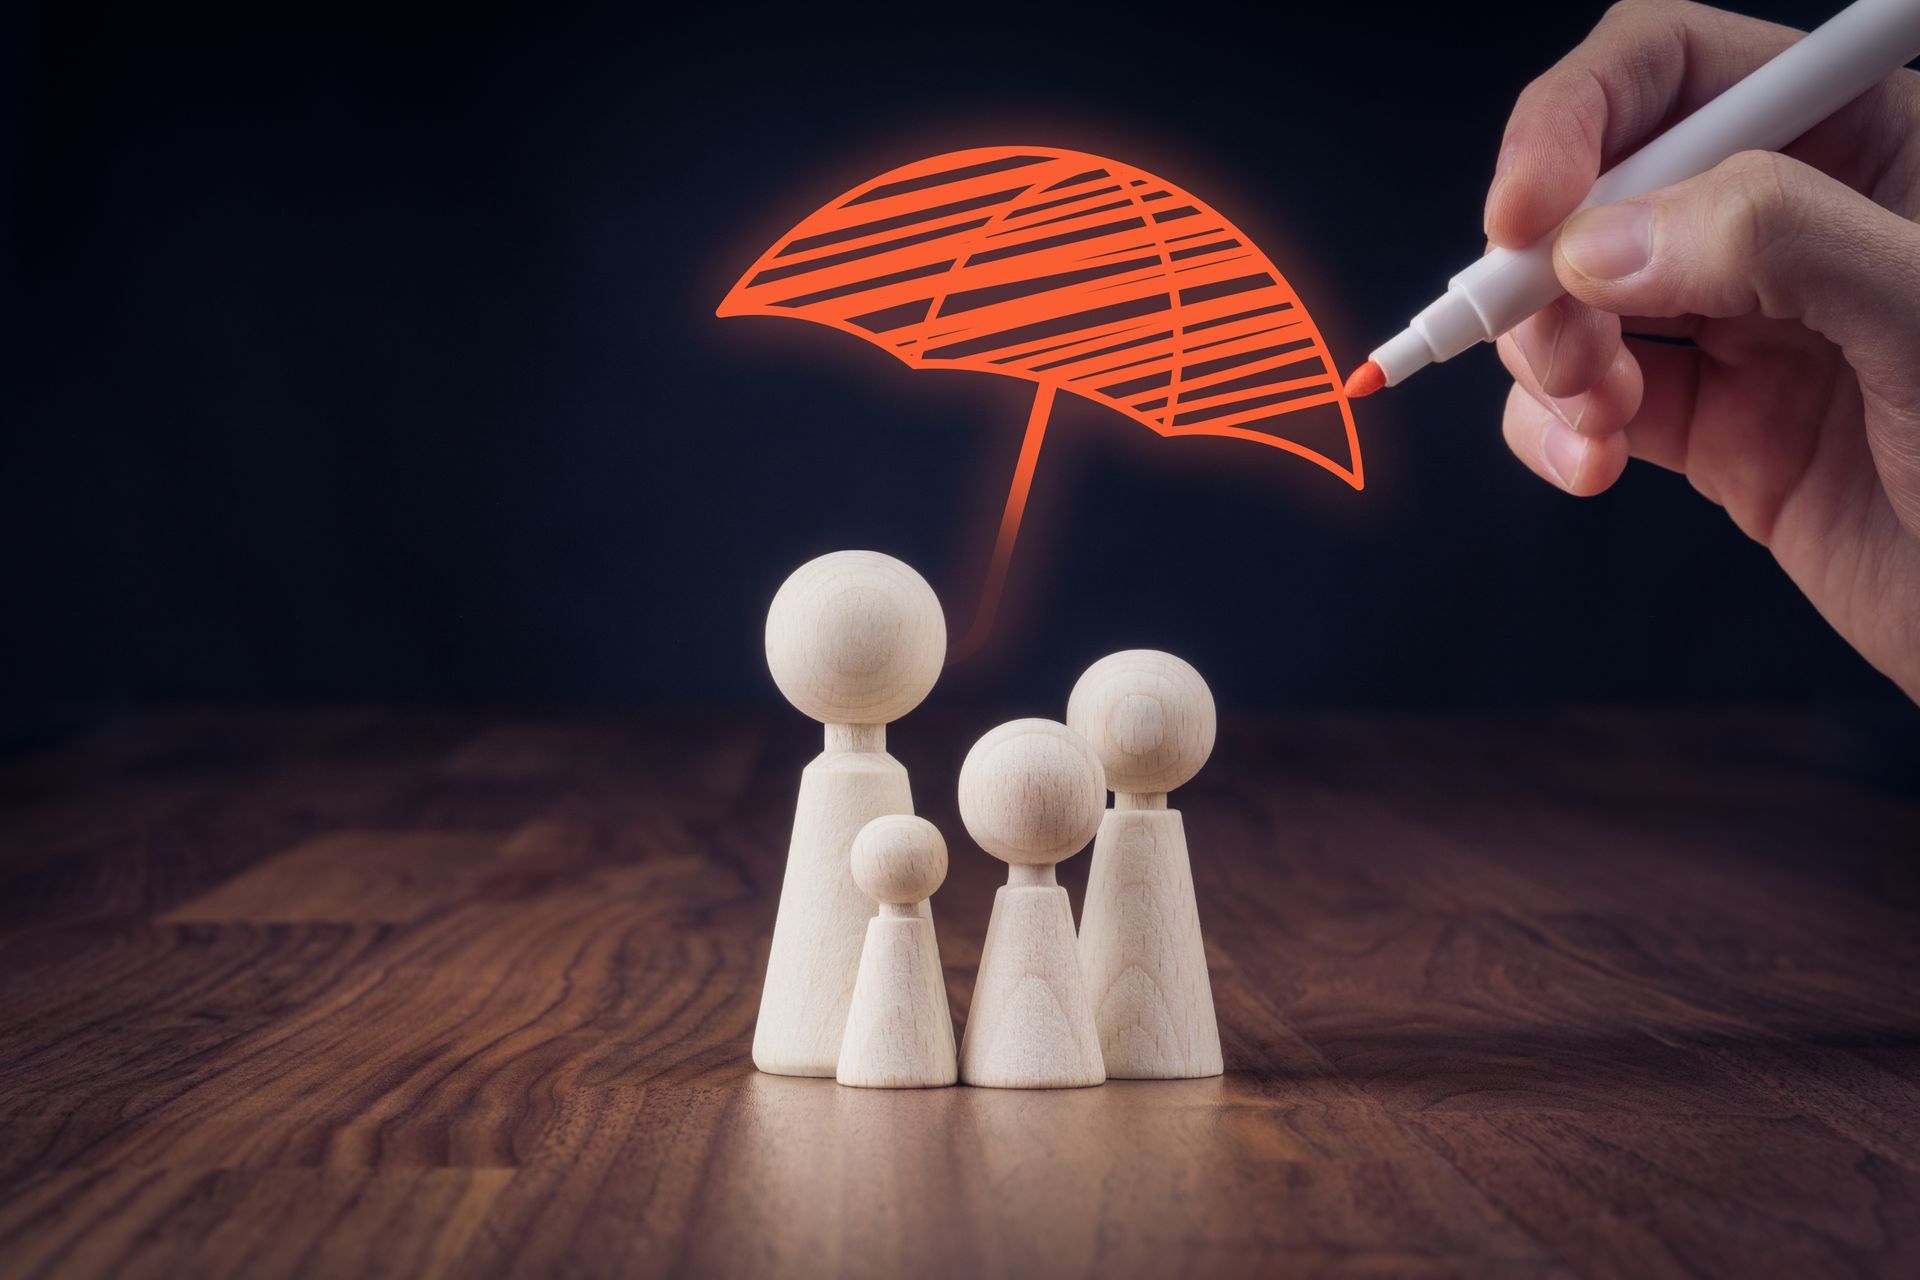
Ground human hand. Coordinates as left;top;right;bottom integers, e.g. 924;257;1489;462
1484;0;1920;700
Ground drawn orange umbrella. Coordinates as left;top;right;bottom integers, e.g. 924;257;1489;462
718;146;1362;657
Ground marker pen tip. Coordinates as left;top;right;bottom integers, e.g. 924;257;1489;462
1343;360;1385;399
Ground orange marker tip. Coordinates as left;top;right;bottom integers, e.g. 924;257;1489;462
1343;360;1385;399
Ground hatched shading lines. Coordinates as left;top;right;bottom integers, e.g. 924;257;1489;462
747;217;992;287
1000;184;1128;222
992;194;1135;233
717;146;1364;656
776;185;1029;257
968;217;1150;265
719;147;1357;486
990;324;1153;367
843;152;1051;205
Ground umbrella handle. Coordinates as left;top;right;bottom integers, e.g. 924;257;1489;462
949;382;1055;663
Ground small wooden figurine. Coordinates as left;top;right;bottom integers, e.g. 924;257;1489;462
837;814;958;1088
1068;650;1223;1079
754;550;946;1078
956;718;1107;1089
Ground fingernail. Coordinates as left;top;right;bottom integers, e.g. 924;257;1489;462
1556;391;1590;433
1514;316;1561;390
1541;416;1585;490
1483;142;1518;234
1559;203;1652;280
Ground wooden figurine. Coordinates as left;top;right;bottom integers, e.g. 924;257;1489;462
956;718;1107;1089
837;814;957;1088
754;550;946;1078
1068;650;1223;1079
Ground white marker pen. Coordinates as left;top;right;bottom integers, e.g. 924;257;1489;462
1345;0;1920;398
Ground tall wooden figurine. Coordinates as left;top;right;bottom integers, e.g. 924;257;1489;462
838;815;957;1088
1068;650;1223;1079
957;718;1107;1089
755;551;946;1077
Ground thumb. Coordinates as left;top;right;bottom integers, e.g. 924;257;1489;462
1552;150;1920;392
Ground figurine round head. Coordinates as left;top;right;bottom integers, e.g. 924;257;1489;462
957;718;1106;866
765;551;947;725
851;814;947;905
1067;650;1215;796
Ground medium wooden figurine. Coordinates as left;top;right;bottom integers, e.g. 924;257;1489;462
1068;650;1223;1079
956;718;1107;1089
837;814;957;1088
754;550;946;1078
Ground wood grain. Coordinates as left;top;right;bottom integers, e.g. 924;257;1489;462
0;705;1917;1278
756;550;945;1078
839;815;956;1088
1078;808;1222;1078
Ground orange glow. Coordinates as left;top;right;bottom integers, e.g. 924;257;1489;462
1343;360;1385;399
719;146;1364;657
951;382;1053;660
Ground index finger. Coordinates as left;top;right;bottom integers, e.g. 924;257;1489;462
1485;0;1801;248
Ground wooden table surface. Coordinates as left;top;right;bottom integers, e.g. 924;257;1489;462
1;706;1917;1279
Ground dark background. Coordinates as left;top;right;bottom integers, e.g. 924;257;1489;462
7;0;1915;735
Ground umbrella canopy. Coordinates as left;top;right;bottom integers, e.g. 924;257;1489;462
719;146;1362;655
